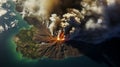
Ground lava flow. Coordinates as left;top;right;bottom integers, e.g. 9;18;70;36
57;30;65;41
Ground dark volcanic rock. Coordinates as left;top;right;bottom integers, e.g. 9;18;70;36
14;16;81;59
14;26;81;59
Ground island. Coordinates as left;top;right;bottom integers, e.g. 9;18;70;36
14;16;81;59
13;0;113;60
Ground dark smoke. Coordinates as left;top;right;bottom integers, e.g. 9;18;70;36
14;0;120;44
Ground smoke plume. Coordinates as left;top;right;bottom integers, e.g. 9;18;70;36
15;0;120;44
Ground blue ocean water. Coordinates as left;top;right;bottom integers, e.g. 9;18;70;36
0;0;109;67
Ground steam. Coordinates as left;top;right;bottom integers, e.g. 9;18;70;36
70;0;120;44
15;0;120;44
106;0;116;6
19;0;60;21
49;14;61;36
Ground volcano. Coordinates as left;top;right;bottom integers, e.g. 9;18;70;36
14;0;120;60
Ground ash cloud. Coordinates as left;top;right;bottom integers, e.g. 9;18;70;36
69;0;120;44
14;0;120;44
22;0;60;20
15;0;82;20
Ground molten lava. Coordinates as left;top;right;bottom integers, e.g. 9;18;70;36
57;31;65;41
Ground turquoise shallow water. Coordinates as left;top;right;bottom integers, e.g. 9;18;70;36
0;0;109;67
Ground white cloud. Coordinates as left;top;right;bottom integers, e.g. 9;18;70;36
0;0;7;17
0;8;7;16
0;25;4;33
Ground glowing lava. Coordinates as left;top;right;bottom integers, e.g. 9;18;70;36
57;30;65;41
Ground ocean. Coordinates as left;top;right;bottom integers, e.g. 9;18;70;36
0;0;110;67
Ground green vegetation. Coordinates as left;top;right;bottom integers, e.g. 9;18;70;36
14;26;41;59
14;25;80;60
